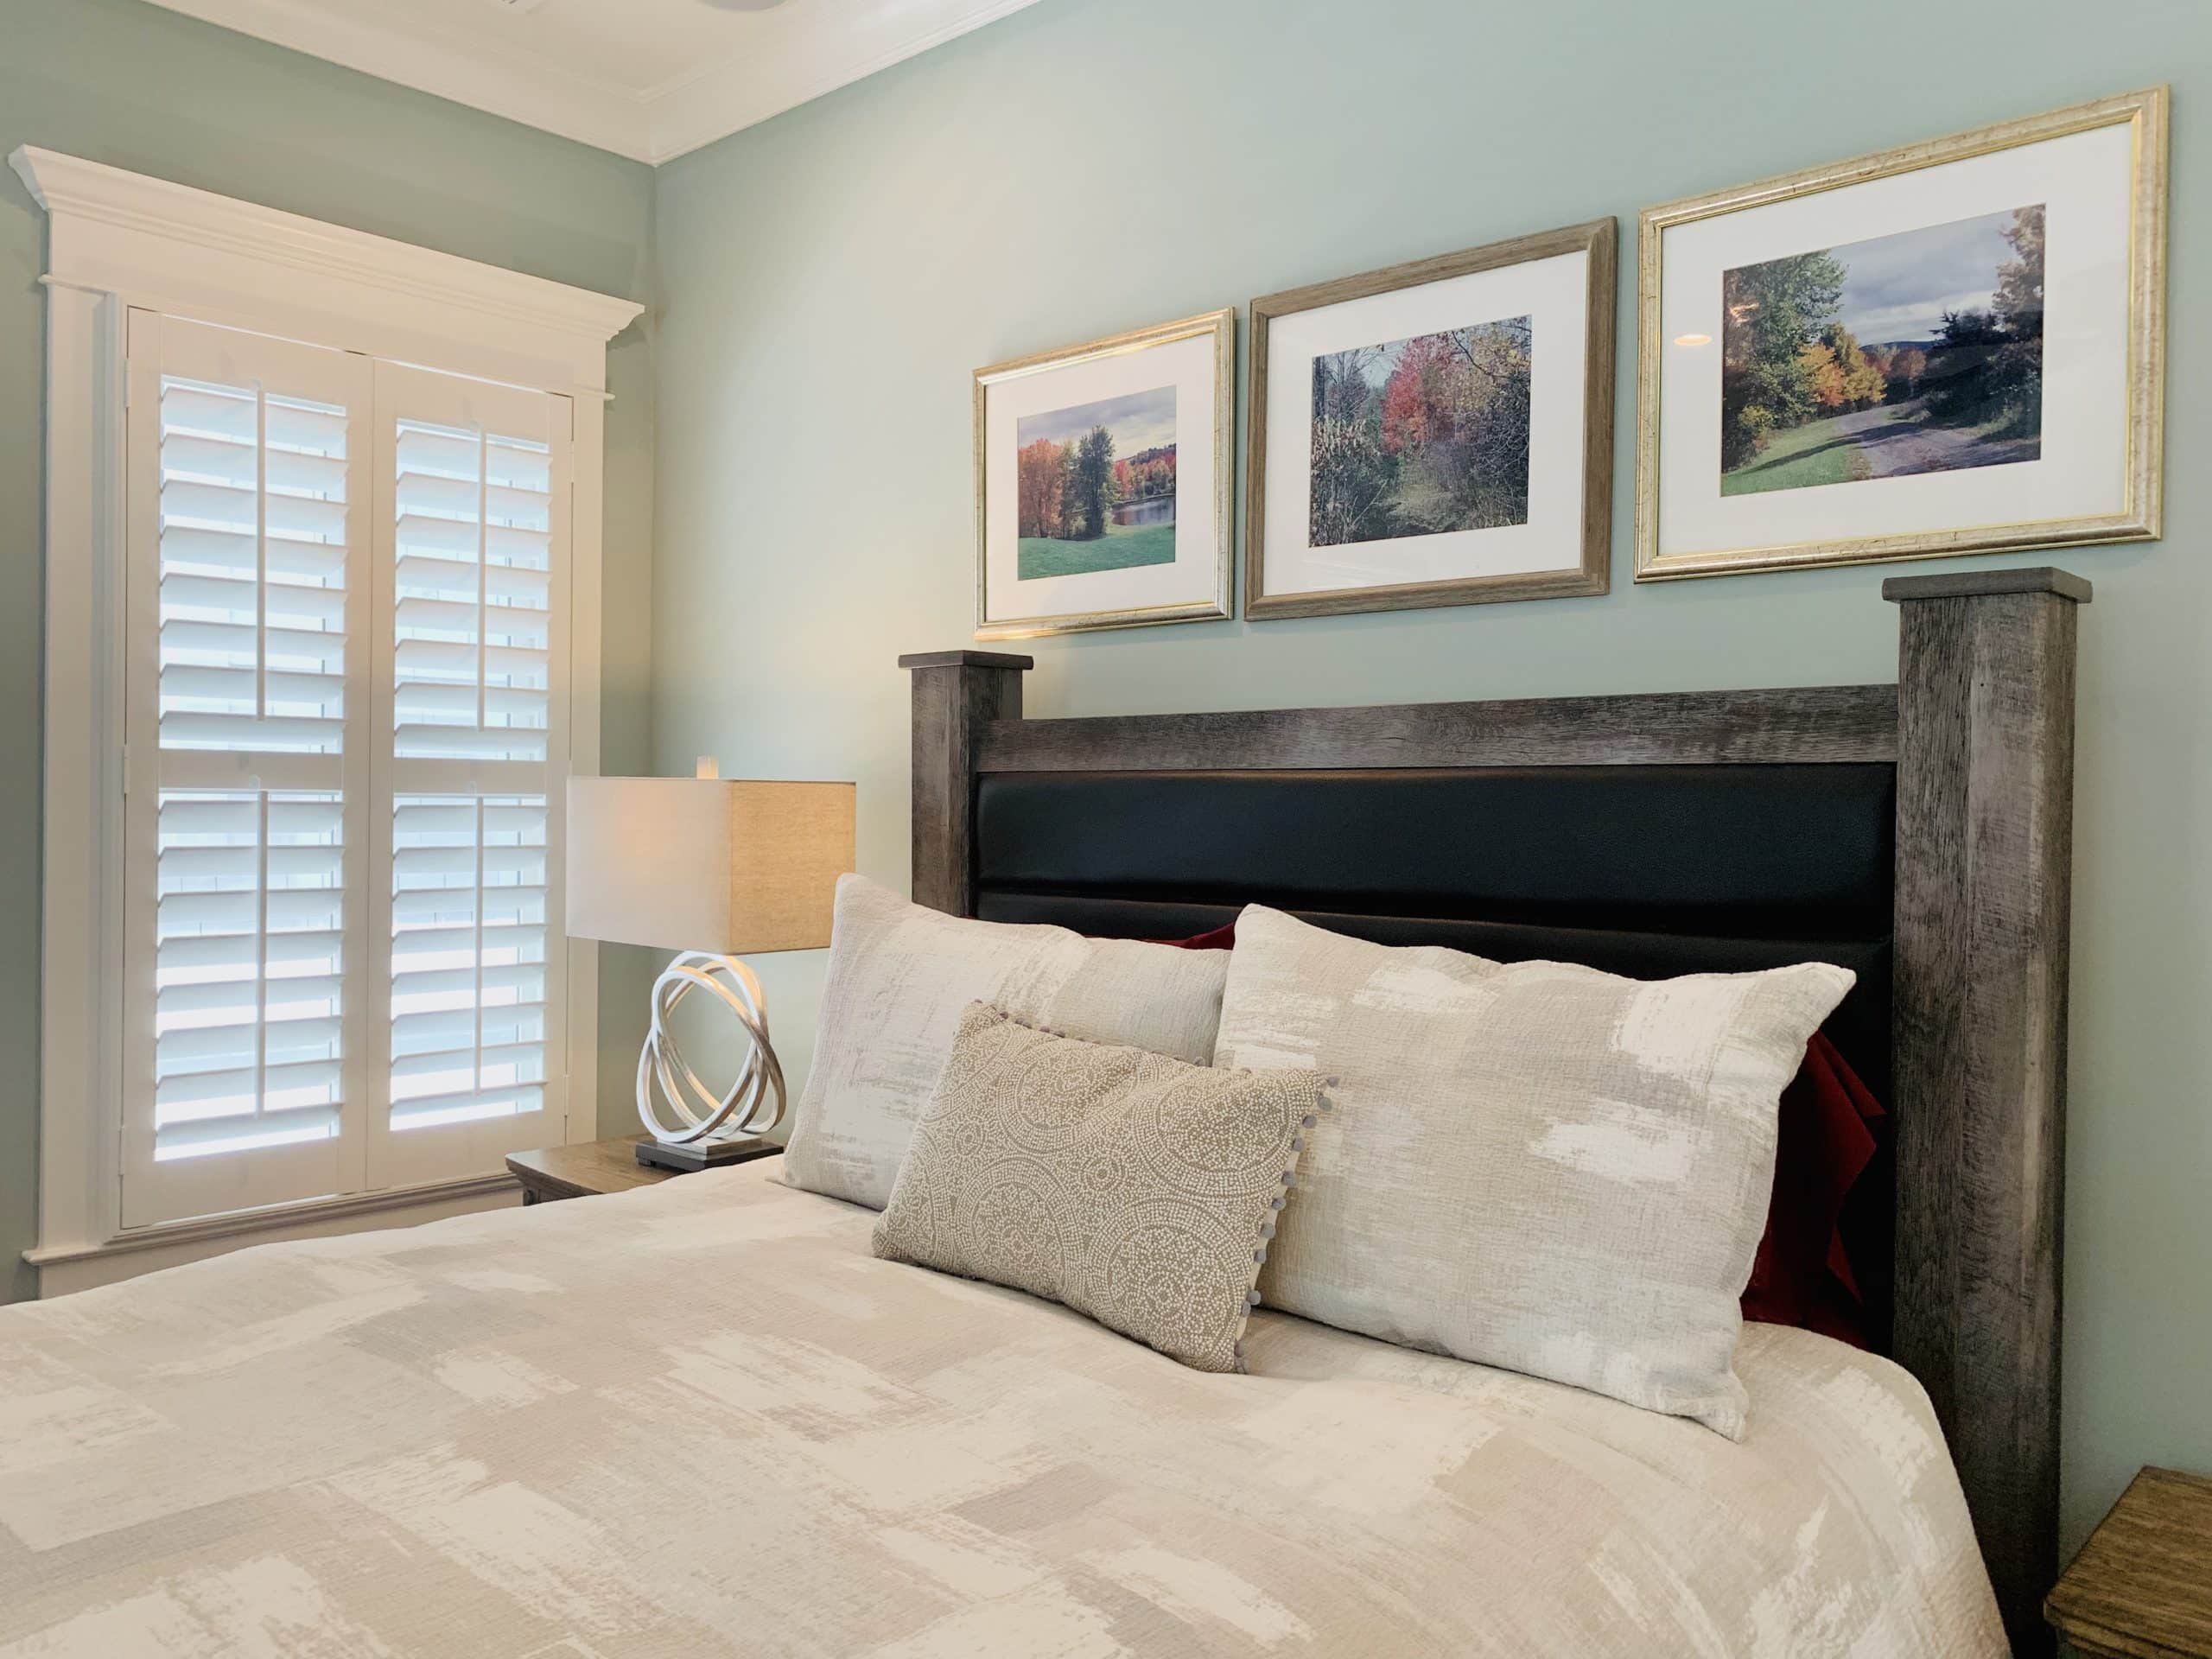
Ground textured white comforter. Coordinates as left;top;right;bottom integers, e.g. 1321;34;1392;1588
0;1162;2005;1656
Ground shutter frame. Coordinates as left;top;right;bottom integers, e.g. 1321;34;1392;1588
118;315;574;1228
369;359;571;1194
123;312;376;1226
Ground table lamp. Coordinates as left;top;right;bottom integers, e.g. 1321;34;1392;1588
566;763;855;1172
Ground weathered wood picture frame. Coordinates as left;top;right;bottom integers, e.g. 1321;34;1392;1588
1637;86;2167;581
973;308;1236;639
1245;217;1616;620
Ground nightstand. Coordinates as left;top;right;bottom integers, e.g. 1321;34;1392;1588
2047;1466;2212;1658
505;1135;779;1205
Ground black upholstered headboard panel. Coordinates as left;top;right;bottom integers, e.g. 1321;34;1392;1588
973;761;1901;1352
972;764;1896;1095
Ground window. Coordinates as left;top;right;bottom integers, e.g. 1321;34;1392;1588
118;316;575;1227
23;147;638;1281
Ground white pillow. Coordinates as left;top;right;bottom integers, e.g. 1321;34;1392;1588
1213;905;1853;1437
782;875;1230;1210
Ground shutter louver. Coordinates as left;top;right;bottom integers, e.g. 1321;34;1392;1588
154;788;346;1159
157;377;350;756
393;422;552;764
389;794;550;1130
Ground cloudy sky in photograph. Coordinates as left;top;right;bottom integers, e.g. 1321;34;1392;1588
1018;385;1177;453
1829;204;2035;344
1349;315;1532;389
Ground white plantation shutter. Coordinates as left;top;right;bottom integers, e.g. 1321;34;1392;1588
371;362;569;1188
124;315;373;1226
122;315;573;1227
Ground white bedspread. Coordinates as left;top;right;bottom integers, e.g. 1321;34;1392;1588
0;1161;2005;1656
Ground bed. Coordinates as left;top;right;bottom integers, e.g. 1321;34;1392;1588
0;566;2084;1656
1;1160;2001;1656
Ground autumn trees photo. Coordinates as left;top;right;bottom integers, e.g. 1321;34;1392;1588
1017;428;1113;542
1014;386;1179;579
1719;204;2047;495
1015;434;1177;542
1306;315;1534;547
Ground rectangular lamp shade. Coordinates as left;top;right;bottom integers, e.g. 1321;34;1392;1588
565;778;855;954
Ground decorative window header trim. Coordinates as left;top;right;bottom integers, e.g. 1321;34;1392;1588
9;147;644;392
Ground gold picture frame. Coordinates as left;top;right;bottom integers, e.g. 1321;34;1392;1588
1636;86;2168;581
1245;218;1617;620
973;308;1234;639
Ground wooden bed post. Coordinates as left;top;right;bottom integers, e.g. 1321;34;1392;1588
1887;566;2089;1657
898;650;1033;916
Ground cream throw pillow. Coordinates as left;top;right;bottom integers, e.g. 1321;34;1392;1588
782;876;1230;1210
873;1004;1327;1373
1213;905;1853;1436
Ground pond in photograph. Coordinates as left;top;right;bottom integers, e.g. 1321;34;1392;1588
1017;386;1179;580
1111;494;1177;528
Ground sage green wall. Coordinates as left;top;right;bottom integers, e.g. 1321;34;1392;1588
650;0;2211;1552
0;0;659;1301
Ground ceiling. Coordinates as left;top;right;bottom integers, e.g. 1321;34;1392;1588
140;0;1047;164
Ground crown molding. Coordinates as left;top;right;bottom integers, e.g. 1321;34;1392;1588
10;147;644;349
643;0;1046;164
137;0;657;160
132;0;1047;167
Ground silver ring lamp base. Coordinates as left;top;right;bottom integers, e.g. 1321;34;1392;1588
636;952;786;1150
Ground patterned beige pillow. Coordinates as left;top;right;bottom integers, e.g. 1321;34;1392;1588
783;875;1230;1210
873;1003;1327;1374
1215;905;1853;1436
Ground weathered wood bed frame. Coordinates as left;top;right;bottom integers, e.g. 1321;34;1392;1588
901;566;2088;1655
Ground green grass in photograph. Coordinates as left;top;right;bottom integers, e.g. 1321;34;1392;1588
1017;519;1177;580
1719;409;1877;496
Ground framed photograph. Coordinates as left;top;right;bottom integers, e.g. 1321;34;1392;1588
1637;86;2167;581
1244;218;1615;620
973;308;1232;638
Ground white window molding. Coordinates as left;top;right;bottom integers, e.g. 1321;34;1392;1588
27;1179;524;1299
13;147;644;1288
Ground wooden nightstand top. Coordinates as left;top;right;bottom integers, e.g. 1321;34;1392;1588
506;1136;678;1204
506;1135;779;1204
2047;1467;2212;1659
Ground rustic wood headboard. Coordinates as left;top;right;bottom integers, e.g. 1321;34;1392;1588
901;565;2088;1654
